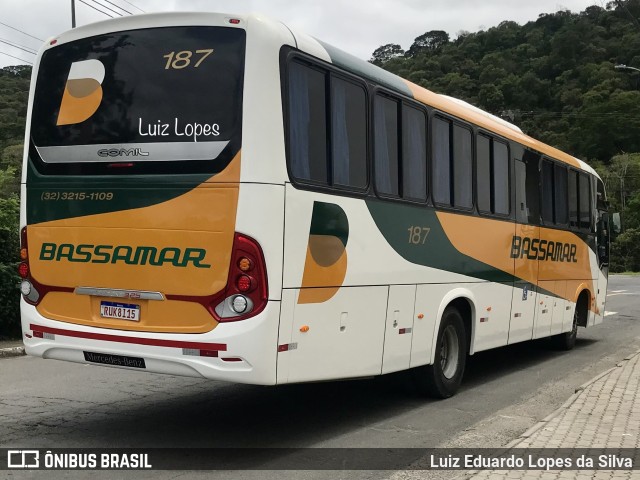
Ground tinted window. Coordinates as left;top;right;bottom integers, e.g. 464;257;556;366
374;95;399;196
569;170;579;228
288;61;369;191
524;151;540;224
515;159;527;223
402;105;427;201
32;26;245;170
541;160;554;223
554;164;568;224
289;62;327;184
579;173;591;230
477;135;510;216
493;141;510;215
331;77;367;189
453;125;473;208
477;135;491;213
432;117;451;205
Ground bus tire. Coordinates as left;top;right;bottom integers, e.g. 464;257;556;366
413;306;467;399
552;304;579;351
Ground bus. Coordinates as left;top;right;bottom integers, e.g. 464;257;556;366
19;11;609;398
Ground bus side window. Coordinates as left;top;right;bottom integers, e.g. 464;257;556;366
477;134;491;213
477;134;510;216
288;60;368;191
288;61;328;185
432;117;451;206
569;170;579;228
402;104;427;201
554;164;568;225
541;159;554;224
516;151;541;225
432;117;472;209
453;124;473;209
493;141;510;215
374;94;400;196
579;173;591;230
331;77;367;190
515;159;527;223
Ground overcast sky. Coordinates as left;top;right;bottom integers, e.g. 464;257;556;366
0;0;601;68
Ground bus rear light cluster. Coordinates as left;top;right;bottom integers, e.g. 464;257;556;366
18;227;41;305
213;233;268;322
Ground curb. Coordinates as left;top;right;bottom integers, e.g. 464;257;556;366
0;346;26;358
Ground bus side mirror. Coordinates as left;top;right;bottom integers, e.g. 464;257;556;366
612;213;622;235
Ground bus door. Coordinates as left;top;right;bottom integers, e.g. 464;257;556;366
508;156;539;344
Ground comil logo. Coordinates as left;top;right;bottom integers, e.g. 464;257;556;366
56;59;105;126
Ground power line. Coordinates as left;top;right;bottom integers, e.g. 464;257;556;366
615;0;640;31
0;49;33;65
99;0;133;15
119;0;145;13
86;0;125;17
0;38;37;55
0;21;43;42
77;0;115;18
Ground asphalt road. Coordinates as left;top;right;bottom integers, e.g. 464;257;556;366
1;275;639;480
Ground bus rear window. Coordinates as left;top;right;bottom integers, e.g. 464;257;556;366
30;26;245;173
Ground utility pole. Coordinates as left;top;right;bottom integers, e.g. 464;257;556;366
71;0;76;28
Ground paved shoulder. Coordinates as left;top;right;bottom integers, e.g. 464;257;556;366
467;351;640;479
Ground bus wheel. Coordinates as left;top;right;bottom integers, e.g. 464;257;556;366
413;306;467;399
552;305;579;351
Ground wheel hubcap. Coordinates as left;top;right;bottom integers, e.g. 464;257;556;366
440;325;460;379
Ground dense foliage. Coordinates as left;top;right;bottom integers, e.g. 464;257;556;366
0;65;29;338
372;2;640;162
372;1;640;271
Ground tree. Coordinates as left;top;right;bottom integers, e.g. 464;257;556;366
406;30;450;57
370;43;404;66
0;194;19;339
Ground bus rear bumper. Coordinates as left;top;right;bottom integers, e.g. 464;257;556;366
20;299;281;385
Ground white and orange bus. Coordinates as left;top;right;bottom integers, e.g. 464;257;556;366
19;12;609;398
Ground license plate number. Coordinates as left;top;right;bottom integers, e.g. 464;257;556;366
100;301;140;321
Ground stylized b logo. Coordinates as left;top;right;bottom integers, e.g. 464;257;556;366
56;59;105;126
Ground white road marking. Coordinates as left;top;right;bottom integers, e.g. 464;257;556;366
607;293;636;297
604;311;618;317
610;290;627;293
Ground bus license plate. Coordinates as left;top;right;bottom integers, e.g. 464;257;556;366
100;301;140;321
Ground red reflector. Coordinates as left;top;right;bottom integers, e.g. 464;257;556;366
199;350;219;357
107;163;134;168
33;331;44;338
221;357;242;362
229;18;241;24
278;343;297;352
237;275;252;292
18;262;29;278
50;39;57;45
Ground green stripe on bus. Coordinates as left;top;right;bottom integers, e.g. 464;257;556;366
365;199;516;284
26;160;210;224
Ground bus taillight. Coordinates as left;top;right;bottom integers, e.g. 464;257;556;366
18;227;40;304
214;233;268;322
